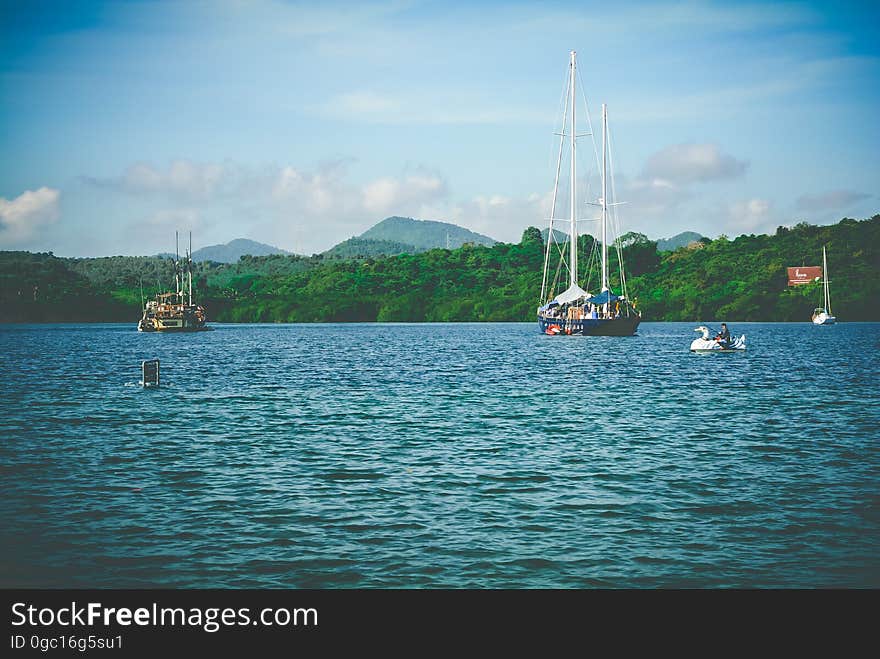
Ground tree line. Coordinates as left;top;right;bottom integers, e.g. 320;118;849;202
1;215;877;323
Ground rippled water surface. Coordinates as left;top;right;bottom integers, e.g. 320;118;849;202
1;322;878;588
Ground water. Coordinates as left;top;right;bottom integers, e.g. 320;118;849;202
1;322;878;588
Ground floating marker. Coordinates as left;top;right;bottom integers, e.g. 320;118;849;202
142;359;160;387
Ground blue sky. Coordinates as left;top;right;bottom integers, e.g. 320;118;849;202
1;0;878;256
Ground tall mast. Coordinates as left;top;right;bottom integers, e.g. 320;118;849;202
175;231;180;299
540;58;570;305
188;231;193;306
601;103;608;292
823;245;831;313
569;50;577;288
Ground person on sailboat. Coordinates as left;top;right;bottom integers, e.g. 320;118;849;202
715;323;731;348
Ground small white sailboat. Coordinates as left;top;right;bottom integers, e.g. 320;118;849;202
811;245;836;325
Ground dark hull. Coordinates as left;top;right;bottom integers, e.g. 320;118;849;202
138;316;210;332
538;315;640;336
150;326;212;332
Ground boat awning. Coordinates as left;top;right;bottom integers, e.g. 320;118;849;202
553;283;589;305
585;290;621;305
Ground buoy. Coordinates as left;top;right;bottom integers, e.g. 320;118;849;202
142;359;160;387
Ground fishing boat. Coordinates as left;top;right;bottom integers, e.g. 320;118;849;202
138;232;210;332
811;245;836;325
537;51;640;336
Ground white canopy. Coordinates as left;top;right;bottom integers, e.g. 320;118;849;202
553;283;589;304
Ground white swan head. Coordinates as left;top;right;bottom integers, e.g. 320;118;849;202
694;326;711;339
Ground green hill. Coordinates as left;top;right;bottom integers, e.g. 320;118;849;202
322;237;424;259
657;231;706;251
191;238;290;263
359;216;497;249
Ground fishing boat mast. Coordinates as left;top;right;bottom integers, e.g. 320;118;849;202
188;231;193;306
174;231;181;301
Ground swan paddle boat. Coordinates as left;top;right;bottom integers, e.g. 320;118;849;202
690;326;746;352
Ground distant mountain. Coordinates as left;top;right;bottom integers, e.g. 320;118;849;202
191;239;290;263
359;216;497;250
541;228;571;243
656;231;706;251
323;238;424;259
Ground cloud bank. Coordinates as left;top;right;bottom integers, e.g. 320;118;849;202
725;198;775;234
642;143;748;185
795;189;871;212
0;187;61;246
85;159;504;253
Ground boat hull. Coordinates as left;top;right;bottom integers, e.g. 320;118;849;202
144;326;212;332
138;317;210;332
538;316;640;336
812;313;836;325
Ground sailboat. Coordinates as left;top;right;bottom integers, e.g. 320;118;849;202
137;231;210;332
811;245;836;325
537;51;640;336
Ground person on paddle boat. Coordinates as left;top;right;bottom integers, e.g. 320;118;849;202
715;323;731;348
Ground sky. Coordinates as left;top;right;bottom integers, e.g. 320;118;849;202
1;0;878;256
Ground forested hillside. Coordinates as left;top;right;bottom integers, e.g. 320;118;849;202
1;215;877;323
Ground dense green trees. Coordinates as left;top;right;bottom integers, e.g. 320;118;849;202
629;216;879;321
1;215;877;323
321;237;425;259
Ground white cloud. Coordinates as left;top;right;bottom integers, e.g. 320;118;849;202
0;187;61;246
642;144;748;184
725;198;775;234
362;173;447;215
128;208;213;251
621;175;688;216
87;160;242;201
428;191;550;244
272;162;358;215
268;167;466;251
85;152;778;256
87;158;470;253
795;189;871;212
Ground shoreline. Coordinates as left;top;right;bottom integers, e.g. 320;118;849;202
1;319;873;326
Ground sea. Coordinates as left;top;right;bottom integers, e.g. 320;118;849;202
1;321;878;588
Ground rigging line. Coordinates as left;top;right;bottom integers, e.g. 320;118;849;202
589;235;600;291
547;235;570;303
573;65;601;294
607;120;629;299
577;232;592;294
575;64;602;197
550;252;565;300
540;68;572;304
548;66;571;172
